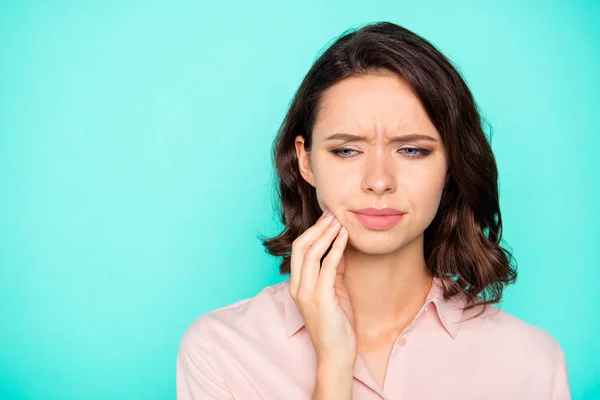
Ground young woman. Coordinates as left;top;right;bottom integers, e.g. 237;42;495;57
176;21;570;400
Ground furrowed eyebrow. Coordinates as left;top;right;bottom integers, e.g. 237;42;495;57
324;133;438;143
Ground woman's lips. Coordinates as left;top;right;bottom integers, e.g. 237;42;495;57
351;212;404;230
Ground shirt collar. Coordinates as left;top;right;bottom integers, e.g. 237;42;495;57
282;276;467;339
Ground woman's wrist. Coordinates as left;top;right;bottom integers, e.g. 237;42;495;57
312;363;354;400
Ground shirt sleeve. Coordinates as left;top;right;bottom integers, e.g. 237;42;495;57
551;338;571;400
176;317;235;400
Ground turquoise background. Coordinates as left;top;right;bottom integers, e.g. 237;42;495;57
1;1;598;399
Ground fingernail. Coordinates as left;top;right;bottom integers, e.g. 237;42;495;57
323;210;331;218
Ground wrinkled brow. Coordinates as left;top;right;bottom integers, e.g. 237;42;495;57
324;133;438;143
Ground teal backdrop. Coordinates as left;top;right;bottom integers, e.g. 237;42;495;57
1;1;598;399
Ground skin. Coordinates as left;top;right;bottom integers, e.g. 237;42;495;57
290;69;450;393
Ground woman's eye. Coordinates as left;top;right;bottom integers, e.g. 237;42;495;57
400;148;430;158
330;147;430;159
335;148;358;158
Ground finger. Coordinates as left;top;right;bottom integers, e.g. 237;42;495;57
289;211;334;296
317;226;348;296
298;217;342;299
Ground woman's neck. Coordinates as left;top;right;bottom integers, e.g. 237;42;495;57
341;234;433;341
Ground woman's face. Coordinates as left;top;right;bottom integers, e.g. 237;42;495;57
295;71;449;254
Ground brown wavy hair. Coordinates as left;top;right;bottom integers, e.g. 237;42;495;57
258;21;517;315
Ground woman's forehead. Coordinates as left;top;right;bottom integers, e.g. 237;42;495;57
313;75;440;143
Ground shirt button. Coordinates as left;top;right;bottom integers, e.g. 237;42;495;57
397;337;407;347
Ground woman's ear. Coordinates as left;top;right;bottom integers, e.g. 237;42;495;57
295;135;316;187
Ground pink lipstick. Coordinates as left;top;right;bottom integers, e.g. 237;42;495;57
351;207;405;230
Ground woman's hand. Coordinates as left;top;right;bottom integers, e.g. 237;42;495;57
289;209;357;371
